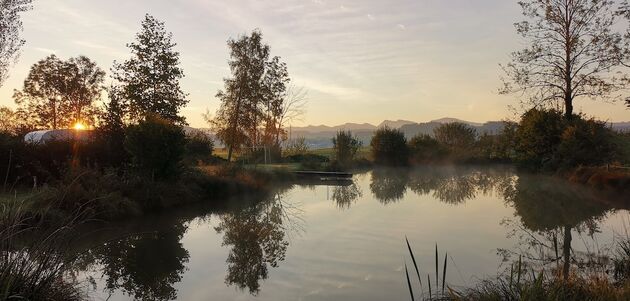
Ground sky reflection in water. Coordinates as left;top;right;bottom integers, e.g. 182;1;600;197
76;166;629;301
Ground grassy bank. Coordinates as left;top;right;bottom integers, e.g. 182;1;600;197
0;165;295;225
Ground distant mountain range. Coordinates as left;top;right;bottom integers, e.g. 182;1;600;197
287;118;630;149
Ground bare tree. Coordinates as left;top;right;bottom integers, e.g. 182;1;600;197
0;0;32;87
501;0;624;119
276;85;307;144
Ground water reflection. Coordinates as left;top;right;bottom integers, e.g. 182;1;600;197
371;166;515;204
370;169;408;204
78;223;189;301
332;182;362;209
62;166;628;300
499;174;614;280
215;194;297;295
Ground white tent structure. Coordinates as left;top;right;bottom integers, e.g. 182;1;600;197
24;129;92;144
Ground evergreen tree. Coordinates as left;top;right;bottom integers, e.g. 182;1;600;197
112;14;188;125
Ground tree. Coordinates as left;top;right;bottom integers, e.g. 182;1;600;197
408;134;446;163
124;116;186;180
501;0;624;120
212;30;273;161
277;86;307;143
0;0;31;87
13;55;105;129
261;56;290;147
370;126;409;166
332;130;361;168
433;122;477;158
515;109;566;168
113;14;188;125
0;106;17;134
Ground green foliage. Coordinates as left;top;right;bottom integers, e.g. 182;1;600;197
124;116;186;179
112;14;188;125
370;127;409;166
212;29;292;161
554;118;616;169
332;130;362;168
515;109;565;168
514;109;617;170
434;122;477;160
408;134;447;164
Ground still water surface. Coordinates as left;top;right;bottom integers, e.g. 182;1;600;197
74;166;629;300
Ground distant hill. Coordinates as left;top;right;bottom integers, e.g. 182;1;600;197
377;120;416;128
290;123;376;133
203;118;630;149
430;117;483;127
612;122;630;132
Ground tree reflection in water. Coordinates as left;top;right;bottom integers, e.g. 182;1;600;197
332;181;362;209
215;193;301;295
371;166;515;205
79;222;190;301
370;169;409;204
498;174;613;280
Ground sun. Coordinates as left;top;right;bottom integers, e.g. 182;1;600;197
73;122;87;131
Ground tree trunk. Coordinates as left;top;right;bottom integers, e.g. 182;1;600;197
564;99;573;120
227;145;233;162
562;225;572;281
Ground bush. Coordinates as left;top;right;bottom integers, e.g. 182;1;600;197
514;109;617;170
553;118;616;169
124;116;186;180
285;153;329;170
184;131;214;164
370;127;408;166
433;122;477;160
515;109;566;168
332;131;362;169
283;137;309;157
408;134;446;164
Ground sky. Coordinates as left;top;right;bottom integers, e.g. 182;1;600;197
1;0;629;128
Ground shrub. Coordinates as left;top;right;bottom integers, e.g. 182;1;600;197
408;134;446;164
370;127;409;166
124;116;186;180
553;118;616;169
514;109;617;170
433;122;477;159
283;137;309;157
332;131;362;169
515;109;565;168
184;131;214;164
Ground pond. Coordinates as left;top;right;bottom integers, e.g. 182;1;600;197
72;166;630;301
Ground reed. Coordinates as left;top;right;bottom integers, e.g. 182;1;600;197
403;239;449;300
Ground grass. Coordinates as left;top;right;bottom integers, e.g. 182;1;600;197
0;201;87;300
403;237;630;301
404;238;450;300
309;146;372;160
1;164;294;225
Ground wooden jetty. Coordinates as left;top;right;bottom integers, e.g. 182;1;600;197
293;171;354;183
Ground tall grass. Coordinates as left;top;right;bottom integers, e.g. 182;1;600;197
404;238;450;301
0;200;87;300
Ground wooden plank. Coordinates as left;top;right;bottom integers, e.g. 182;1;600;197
294;171;353;178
